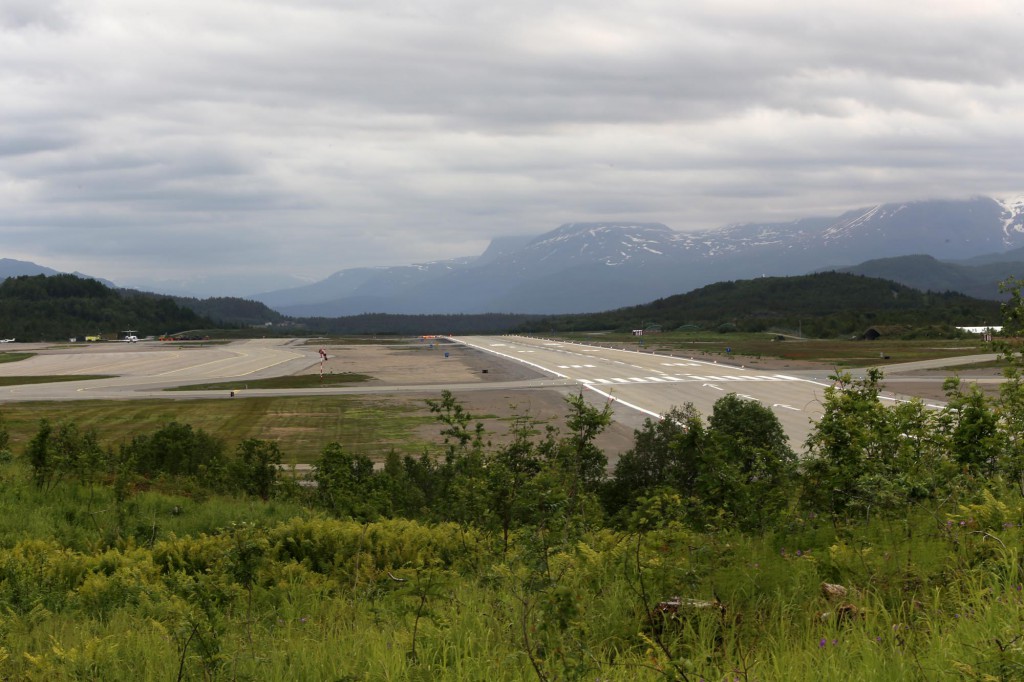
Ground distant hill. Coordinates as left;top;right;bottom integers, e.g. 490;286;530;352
0;258;61;279
0;258;115;288
296;312;540;336
516;272;1002;338
171;296;287;327
0;274;214;341
837;253;1024;300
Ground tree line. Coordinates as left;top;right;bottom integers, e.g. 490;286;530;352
516;271;1003;336
0;274;214;340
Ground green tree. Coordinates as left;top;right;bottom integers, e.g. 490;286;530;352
24;419;105;490
426;389;486;456
26;418;53;488
0;412;11;461
312;442;382;519
518;394;613;546
123;421;227;483
609;396;796;531
426;390;492;526
230;439;282;500
802;371;890;518
554;392;612;502
379;450;429;518
604;404;704;519
995;276;1024;489
488;413;549;552
939;378;1003;476
704;394;797;531
801;370;949;521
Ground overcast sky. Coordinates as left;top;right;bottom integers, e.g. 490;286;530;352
2;0;1023;295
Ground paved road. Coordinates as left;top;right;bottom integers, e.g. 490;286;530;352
452;335;971;448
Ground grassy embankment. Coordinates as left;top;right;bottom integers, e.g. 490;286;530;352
0;454;1021;680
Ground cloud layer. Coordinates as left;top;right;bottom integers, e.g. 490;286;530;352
2;0;1023;294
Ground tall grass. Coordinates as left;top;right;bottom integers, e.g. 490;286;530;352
1;454;1023;680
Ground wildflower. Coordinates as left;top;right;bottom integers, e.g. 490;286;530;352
819;638;827;648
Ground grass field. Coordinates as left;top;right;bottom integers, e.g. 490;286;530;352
0;375;112;386
0;395;436;464
558;331;994;367
0;352;33;364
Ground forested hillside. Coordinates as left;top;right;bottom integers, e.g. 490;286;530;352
299;311;540;335
172;295;287;326
837;253;1024;300
518;271;1002;336
0;274;213;340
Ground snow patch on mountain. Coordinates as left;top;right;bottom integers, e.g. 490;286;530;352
999;195;1024;238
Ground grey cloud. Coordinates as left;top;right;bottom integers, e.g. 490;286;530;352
1;0;1022;293
0;0;73;31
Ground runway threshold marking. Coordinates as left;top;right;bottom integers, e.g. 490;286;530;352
450;338;569;380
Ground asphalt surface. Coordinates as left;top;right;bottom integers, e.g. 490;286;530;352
0;336;1002;450
451;336;1002;447
0;338;316;401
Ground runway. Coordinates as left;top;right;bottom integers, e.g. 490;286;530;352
0;335;995;451
0;339;316;401
450;335;974;448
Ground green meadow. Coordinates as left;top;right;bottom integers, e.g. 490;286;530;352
0;395;432;464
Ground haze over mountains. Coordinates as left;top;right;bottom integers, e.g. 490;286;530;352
4;196;1024;316
252;195;1024;316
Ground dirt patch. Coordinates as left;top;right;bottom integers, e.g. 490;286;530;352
880;374;999;401
298;341;546;385
400;386;638;464
299;342;636;461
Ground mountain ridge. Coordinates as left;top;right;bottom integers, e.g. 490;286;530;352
256;195;1024;315
7;194;1024;315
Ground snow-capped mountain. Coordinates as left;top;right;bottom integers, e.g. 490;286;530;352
1000;195;1024;237
254;196;1024;315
